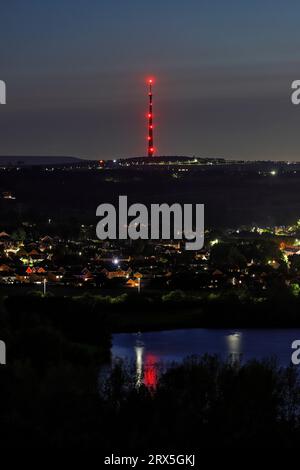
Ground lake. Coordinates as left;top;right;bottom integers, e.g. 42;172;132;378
112;329;300;387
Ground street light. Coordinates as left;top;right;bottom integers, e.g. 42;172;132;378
43;278;47;295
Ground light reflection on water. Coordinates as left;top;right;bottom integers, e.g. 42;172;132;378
134;336;160;389
112;329;300;388
226;332;243;366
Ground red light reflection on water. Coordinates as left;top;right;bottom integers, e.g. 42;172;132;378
143;354;159;389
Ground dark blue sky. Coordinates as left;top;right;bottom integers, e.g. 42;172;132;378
0;0;300;160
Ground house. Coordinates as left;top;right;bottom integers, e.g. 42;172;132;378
80;268;94;282
47;271;64;282
0;272;16;284
102;266;131;280
0;232;10;239
15;267;30;283
0;264;12;273
126;278;138;288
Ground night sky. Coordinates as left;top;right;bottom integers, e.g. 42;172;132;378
0;0;300;160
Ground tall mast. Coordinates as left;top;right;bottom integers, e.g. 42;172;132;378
147;79;154;156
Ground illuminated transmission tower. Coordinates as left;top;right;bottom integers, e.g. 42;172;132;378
147;79;154;156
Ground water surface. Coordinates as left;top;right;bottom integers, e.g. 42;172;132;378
112;328;300;367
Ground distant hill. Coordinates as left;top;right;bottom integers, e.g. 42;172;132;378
0;156;84;166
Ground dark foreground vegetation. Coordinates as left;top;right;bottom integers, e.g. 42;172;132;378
3;286;300;334
1;349;300;448
99;356;300;450
1;292;300;448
